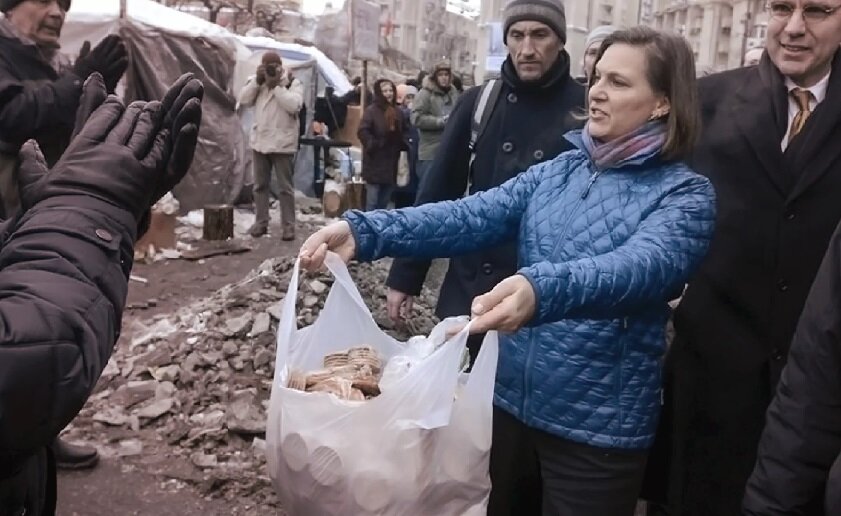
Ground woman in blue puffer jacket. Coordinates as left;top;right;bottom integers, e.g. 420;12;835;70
300;27;715;516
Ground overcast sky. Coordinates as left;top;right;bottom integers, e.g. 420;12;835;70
301;0;481;16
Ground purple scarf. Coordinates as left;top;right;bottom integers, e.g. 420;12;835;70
580;120;667;170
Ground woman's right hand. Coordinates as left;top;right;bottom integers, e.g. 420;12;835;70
299;221;357;272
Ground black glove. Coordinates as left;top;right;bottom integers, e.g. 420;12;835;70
74;35;128;93
154;73;204;205
17;73;203;223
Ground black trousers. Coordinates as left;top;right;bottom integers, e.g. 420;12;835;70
489;407;648;516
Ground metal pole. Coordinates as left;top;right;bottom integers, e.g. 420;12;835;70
739;7;752;67
361;59;368;110
120;0;127;19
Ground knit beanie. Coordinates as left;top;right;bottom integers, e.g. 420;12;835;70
1;0;71;13
585;25;619;52
503;0;566;44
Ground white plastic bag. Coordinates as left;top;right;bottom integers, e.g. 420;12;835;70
266;253;498;515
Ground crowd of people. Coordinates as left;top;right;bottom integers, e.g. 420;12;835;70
3;0;841;514
301;0;841;514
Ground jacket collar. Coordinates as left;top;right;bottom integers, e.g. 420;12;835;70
0;17;62;71
564;129;664;170
501;50;572;93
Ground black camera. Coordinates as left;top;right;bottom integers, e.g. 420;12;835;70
265;64;278;77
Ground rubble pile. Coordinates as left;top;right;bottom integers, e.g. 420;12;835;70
66;256;439;505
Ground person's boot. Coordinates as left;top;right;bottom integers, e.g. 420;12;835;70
281;227;295;241
248;223;268;238
53;437;99;470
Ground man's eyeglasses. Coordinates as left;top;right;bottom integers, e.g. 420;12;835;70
766;1;841;22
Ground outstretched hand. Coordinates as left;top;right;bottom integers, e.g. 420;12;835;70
299;221;357;272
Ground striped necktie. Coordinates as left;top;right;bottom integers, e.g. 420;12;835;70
788;88;813;141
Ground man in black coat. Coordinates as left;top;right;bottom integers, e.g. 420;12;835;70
742;218;841;515
0;72;203;516
385;0;584;363
662;3;841;514
0;0;127;218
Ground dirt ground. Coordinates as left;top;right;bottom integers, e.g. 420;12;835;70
57;217;304;516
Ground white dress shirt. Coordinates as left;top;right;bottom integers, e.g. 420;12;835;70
781;71;831;150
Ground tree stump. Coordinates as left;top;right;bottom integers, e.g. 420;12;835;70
203;204;234;241
322;190;346;218
347;181;366;211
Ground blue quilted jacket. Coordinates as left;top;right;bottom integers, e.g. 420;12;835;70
344;131;716;450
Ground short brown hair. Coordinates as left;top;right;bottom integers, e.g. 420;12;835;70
589;26;699;161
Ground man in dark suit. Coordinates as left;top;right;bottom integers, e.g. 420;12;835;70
662;2;841;514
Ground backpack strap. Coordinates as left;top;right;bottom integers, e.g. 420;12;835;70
468;78;504;172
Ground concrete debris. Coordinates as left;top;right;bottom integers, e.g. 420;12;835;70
117;439;144;457
191;452;219;469
71;255;440;504
250;312;272;336
137;397;175;420
113;381;158;409
308;280;327;295
226;390;266;436
225;313;253;338
93;408;129;427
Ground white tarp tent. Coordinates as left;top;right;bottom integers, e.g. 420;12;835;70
60;0;252;210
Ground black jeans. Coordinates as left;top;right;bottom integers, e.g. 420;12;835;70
489;407;648;516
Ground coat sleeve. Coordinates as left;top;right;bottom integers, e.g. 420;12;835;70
519;176;716;325
0;195;135;463
237;77;259;108
742;222;841;515
357;106;378;150
385;88;476;295
410;89;444;130
272;77;304;115
0;73;82;148
344;160;546;262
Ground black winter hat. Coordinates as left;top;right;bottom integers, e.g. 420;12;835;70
503;0;566;44
1;0;71;13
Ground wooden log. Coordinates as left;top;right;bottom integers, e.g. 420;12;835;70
322;190;345;218
347;182;366;211
203;204;234;241
322;180;347;218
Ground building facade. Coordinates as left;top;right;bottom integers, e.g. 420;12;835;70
650;0;768;71
377;0;480;76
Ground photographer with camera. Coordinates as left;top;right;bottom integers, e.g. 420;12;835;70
239;51;304;241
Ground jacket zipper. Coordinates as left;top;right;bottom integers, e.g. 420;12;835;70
524;166;605;418
581;169;604;199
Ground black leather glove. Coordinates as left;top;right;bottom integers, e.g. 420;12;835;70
74;35;128;93
17;73;203;223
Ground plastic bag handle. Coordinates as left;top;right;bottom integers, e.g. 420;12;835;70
275;252;374;371
464;330;499;405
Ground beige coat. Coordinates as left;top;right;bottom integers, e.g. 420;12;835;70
238;72;304;154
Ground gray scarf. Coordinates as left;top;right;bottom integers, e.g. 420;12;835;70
0;15;66;73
